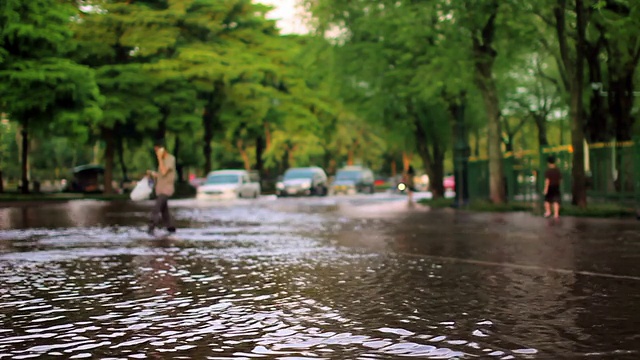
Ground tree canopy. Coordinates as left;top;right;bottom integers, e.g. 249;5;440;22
0;0;638;206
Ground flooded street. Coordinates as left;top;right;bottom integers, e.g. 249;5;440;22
1;194;640;359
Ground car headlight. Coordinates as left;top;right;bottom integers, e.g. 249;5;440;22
301;181;311;189
276;182;284;190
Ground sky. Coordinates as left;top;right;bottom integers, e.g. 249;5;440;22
258;0;310;35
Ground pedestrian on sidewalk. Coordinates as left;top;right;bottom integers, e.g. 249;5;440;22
543;156;562;219
147;139;176;235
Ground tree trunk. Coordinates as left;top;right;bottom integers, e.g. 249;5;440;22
103;127;115;195
287;145;295;168
415;118;445;198
202;81;225;174
0;170;3;193
203;109;213;174
553;0;587;207
156;109;167;142
601;6;639;142
20;120;29;194
471;4;505;204
174;136;183;182
570;90;587;207
237;139;251;171
402;152;412;172
116;129;128;182
476;75;505;203
504;135;514;152
573;0;588;207
533;115;549;148
555;0;588;207
255;135;264;179
609;72;636;142
473;128;480;157
431;148;445;199
347;148;354;166
586;39;609;143
390;159;397;178
92;141;100;164
417;140;445;199
328;158;337;176
503;117;527;152
264;122;272;151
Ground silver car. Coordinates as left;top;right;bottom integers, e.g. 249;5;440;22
276;167;328;197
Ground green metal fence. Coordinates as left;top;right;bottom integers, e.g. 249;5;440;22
467;156;489;200
468;150;539;202
466;140;640;203
504;150;538;202
588;141;638;203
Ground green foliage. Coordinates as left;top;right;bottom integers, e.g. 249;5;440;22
2;0;639;203
1;58;102;124
0;119;18;178
0;0;77;63
0;0;102;128
0;0;102;192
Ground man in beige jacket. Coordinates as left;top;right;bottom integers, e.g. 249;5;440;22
147;140;176;235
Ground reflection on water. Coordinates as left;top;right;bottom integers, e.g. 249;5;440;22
0;196;639;359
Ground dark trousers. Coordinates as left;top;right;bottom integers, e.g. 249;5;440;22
149;194;174;232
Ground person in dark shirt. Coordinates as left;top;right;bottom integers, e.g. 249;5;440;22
543;156;562;218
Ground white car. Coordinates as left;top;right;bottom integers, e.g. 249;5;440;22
196;170;261;200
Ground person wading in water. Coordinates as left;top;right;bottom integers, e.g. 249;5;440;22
147;140;177;235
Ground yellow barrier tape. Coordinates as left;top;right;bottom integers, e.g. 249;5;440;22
542;145;573;153
589;141;634;149
468;156;488;162
467;140;637;163
504;149;537;158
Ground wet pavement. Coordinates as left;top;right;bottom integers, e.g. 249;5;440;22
0;194;639;359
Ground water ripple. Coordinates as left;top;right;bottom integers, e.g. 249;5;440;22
2;199;638;358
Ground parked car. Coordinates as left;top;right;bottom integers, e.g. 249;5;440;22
276;167;328;197
330;166;375;195
64;164;104;193
196;169;260;200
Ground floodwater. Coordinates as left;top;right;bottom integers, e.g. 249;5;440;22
1;194;639;359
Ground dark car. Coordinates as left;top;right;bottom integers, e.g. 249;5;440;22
64;164;104;193
330;166;375;195
276;167;328;197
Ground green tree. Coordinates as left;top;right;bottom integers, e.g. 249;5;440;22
304;0;458;197
593;1;640;142
554;0;589;206
0;0;102;194
0;117;18;191
531;0;590;206
73;0;199;193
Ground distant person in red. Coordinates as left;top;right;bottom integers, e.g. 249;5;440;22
543;156;562;218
